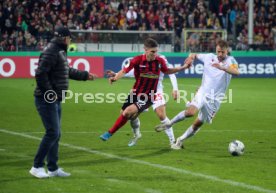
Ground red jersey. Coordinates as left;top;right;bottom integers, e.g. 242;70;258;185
123;54;169;96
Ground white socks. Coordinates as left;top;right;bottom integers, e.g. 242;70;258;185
171;110;186;126
130;118;141;136
179;125;200;141
130;117;176;145
161;117;175;144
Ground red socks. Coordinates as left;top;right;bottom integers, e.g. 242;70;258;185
109;114;128;134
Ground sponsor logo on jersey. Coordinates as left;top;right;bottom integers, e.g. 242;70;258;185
140;72;159;79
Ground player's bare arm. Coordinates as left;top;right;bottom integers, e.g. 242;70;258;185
172;90;179;100
165;57;193;74
188;53;197;61
212;63;240;75
168;73;179;100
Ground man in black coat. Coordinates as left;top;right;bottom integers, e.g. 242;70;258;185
30;26;95;178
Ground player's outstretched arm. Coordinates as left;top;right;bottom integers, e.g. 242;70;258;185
188;53;197;60
165;57;193;74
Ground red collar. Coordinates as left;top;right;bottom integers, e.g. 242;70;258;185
142;54;158;62
142;54;147;61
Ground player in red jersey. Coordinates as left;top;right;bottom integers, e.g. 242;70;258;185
100;38;193;141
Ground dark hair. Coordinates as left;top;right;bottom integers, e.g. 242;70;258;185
217;40;228;49
144;38;158;48
54;26;71;37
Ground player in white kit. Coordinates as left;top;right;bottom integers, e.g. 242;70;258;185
106;55;179;148
155;40;240;150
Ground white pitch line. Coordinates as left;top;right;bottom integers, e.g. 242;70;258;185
0;128;275;193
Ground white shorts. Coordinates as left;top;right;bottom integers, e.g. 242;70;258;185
152;92;166;111
190;89;221;123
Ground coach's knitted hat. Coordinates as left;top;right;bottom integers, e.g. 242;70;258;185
54;26;71;37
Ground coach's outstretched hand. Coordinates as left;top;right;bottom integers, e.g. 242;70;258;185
88;73;97;80
106;70;116;78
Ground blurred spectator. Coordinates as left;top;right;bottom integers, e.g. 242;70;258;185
110;0;119;11
187;32;200;52
0;0;275;51
236;32;249;50
126;6;137;23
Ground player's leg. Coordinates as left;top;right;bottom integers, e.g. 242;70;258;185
171;104;198;125
130;117;141;137
100;104;139;141
178;118;203;142
128;117;142;147
101;93;152;141
172;100;217;150
100;93;138;141
128;106;150;141
171;88;204;126
100;92;137;141
155;89;204;132
155;104;199;132
154;105;175;146
128;94;155;145
171;118;203;150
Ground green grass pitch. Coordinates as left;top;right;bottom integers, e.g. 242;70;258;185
0;78;276;193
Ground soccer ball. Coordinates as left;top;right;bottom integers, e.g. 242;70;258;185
228;140;245;156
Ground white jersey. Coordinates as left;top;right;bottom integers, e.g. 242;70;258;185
197;53;238;101
156;55;178;93
190;53;238;123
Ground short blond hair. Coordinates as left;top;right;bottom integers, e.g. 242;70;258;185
217;40;228;49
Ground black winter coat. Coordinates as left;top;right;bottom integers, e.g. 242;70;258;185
34;38;89;101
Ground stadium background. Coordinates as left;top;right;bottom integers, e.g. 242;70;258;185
1;0;275;78
0;0;275;52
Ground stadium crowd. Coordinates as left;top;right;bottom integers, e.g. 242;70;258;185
0;0;275;52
